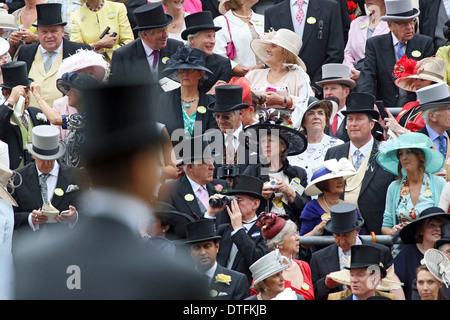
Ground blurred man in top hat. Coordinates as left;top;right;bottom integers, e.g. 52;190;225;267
0;61;50;169
110;2;184;85
13;81;208;299
206;174;270;283
157;135;230;224
185;219;250;299
12;125;84;244
324;93;396;235
309;203;394;300
16;3;91;109
183;11;232;95
356;0;434;108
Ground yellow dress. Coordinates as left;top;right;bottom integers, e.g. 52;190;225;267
70;1;134;62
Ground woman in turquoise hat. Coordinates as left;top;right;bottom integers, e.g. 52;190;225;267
377;132;446;246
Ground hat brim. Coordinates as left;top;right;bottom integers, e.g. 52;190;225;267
400;212;450;244
250;39;307;72
206;101;249;112
250;261;289;289
305;170;357;196
26;141;66;160
133;14;174;31
316;78;356;89
181;25;222;40
223;190;266;205
435;238;450;248
160;64;213;79
381;8;420;21
395;76;445;93
184;235;222;244
324;217;365;234
32;22;67;27
341;108;380;119
0;78;34;90
418;96;450;112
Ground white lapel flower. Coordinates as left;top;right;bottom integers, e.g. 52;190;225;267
36;112;47;123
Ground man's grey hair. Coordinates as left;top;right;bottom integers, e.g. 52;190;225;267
186;32;200;47
422;107;439;123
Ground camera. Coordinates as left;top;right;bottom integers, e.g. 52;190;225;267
209;196;237;207
269;180;277;186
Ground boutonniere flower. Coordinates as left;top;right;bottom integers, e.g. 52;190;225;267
162;57;169;64
215;273;231;285
214;184;223;193
36;112;47;123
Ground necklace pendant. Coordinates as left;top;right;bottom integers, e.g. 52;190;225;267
185;102;191;108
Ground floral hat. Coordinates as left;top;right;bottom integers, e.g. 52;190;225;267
376;132;444;175
256;212;287;240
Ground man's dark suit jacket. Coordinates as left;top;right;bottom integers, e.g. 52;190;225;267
216;222;270;283
0;103;50;169
309;238;393;300
158;174;230;224
356;32;434;108
109;37;184;83
264;0;345;91
200;53;233;94
419;0;447;52
208;263;250;300
157;87;218;143
16;38;92;72
324;140;396;235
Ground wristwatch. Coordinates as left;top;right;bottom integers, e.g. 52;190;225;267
4;102;14;109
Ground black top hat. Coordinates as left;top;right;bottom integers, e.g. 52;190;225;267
161;46;213;79
184;219;222;244
400;207;450;244
344;245;386;277
153;202;196;240
435;221;450;249
224;175;266;204
207;85;249;113
133;3;173;31
175;134;220;165
325;203;364;234
342;92;379;119
32;3;67;27
56;72;99;95
0;61;33;90
244;119;308;156
181;11;222;40
80;82;163;163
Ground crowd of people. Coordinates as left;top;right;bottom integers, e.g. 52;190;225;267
0;0;450;301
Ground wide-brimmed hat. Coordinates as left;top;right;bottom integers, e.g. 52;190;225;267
26;125;66;161
0;9;18;31
256;212;288;240
381;0;420;21
343;245;387;278
160;46;213;79
423;248;450;287
223;174;266;204
325;203;364;234
56;72;100;95
417;82;450;111
0;162;18;207
133;3;173;31
0;61;33;90
435;221;450;249
342;92;379;119
153;202;196;240
316;63;356;89
244;120;308;156
184;219;222;244
394;57;446;92
249;249;290;288
32;3;67;27
250;29;307;71
206;85;249;112
181;11;222;40
0;38;10;57
305;158;356;196
399;207;450;244
376;132;444;175
175;134;219;165
57;48;109;81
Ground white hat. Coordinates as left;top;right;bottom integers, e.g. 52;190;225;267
26;126;66;161
0;37;10;57
0;162;18;207
381;0;420;21
316;63;356;89
250;29;307;71
0;8;18;30
305;158;357;196
249;249;289;289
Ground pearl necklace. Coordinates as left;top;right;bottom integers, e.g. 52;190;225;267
86;0;104;12
232;10;253;19
322;197;341;210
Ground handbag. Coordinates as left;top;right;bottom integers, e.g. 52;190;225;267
224;15;237;60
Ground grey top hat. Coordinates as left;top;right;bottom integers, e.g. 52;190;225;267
381;0;420;21
325;203;364;234
26;125;66;161
316;63;356;89
417;82;450;111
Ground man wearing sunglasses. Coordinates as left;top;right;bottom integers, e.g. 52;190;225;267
356;0;434;109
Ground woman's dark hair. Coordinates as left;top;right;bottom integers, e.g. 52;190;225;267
396;148;426;180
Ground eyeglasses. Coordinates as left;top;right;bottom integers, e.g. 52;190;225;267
177;69;196;74
213;113;235;120
393;18;417;27
58;72;78;94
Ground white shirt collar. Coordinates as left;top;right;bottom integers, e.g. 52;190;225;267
391;33;406;47
350;136;374;157
202;261;218;280
185;174;205;194
141;39;157;57
39;42;63;55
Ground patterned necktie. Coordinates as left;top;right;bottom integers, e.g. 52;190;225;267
197;186;209;210
296;0;305;26
39;173;50;204
44;51;56;73
226;134;235;164
397;42;406;61
20;114;29;131
439;135;447;159
151;50;159;71
331;113;339;135
353;149;363;170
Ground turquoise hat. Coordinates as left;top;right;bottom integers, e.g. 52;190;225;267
376;132;444;175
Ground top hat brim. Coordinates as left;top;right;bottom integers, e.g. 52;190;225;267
324;217;365;234
341;108;380;119
32;21;67;27
181;25;222;40
0;78;34;90
223;190;267;205
26;141;66;161
381;8;420;21
184;234;222;244
418;96;450;112
133;14;174;31
206;101;249;112
316;78;356;89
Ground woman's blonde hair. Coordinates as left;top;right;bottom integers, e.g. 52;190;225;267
281;48;300;65
223;0;245;11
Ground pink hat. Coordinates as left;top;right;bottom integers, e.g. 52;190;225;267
57;49;109;81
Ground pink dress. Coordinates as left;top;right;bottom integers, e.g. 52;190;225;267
52;96;78;141
183;0;202;13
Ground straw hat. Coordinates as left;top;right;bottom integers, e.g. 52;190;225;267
395;57;446;92
250;29;307;71
316;63;356;89
305;158;356;196
381;0;420;21
0;8;18;31
249;249;289;288
376;132;444;175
